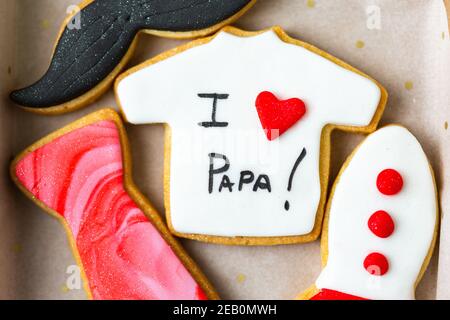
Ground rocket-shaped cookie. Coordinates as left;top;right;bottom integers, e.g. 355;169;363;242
299;125;438;300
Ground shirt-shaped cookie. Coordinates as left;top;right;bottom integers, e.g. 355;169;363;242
116;26;387;245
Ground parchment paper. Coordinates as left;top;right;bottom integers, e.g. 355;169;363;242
1;0;449;300
0;0;18;300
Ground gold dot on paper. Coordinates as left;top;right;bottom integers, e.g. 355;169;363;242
306;0;316;8
442;32;446;40
41;19;50;29
236;274;246;284
405;81;414;91
61;284;70;293
445;121;448;130
12;244;22;253
355;40;365;49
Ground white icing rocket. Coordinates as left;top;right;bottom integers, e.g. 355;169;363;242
315;126;437;300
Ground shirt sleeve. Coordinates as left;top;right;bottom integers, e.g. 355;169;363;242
318;61;382;126
286;45;383;127
116;50;196;125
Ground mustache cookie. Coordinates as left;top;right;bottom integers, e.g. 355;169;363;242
10;109;218;300
10;0;256;114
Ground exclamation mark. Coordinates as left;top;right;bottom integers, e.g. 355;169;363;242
285;148;307;211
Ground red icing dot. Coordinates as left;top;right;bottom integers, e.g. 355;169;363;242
368;210;395;238
377;169;403;195
364;252;389;276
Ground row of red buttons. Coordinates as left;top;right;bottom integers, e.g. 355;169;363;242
364;169;403;276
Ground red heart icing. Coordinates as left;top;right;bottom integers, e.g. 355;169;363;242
255;91;307;141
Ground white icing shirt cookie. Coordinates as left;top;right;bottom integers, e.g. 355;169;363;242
316;126;437;300
116;27;382;239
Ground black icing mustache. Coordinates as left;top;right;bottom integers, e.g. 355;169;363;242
10;0;253;110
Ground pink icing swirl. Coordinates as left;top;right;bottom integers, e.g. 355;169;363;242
15;121;207;300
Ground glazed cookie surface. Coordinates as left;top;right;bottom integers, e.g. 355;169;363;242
298;126;438;300
116;26;387;245
10;0;256;114
11;109;218;300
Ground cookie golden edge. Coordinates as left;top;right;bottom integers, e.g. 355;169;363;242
9;108;220;300
296;124;440;300
114;25;388;246
18;0;258;116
